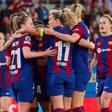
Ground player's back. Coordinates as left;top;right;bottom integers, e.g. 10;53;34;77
9;36;33;82
44;26;73;74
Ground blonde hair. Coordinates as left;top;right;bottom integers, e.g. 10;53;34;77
49;8;78;27
49;8;63;19
9;11;29;33
0;32;5;40
102;14;112;24
101;13;112;32
62;8;78;27
70;3;83;20
0;32;5;50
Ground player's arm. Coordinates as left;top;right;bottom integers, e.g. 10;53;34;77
45;28;95;50
90;53;97;71
22;35;57;59
22;47;57;59
2;33;23;51
15;27;41;37
4;50;11;66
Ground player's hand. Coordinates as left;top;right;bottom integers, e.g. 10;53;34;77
44;27;55;35
45;47;57;56
6;56;11;66
90;42;95;50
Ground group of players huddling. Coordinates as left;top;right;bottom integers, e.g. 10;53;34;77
0;3;112;112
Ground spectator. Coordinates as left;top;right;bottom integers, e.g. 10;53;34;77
35;0;48;25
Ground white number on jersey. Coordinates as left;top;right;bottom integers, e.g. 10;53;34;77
55;41;70;62
10;48;21;75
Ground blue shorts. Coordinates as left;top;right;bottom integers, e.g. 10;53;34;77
46;71;74;97
74;72;91;91
96;76;112;97
0;87;11;97
11;80;34;102
34;79;49;101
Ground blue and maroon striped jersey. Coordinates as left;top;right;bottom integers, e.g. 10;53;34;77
72;21;90;73
9;36;33;82
44;26;73;74
0;51;10;89
95;34;112;78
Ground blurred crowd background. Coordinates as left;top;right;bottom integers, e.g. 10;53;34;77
0;0;112;42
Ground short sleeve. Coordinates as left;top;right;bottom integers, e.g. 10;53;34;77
72;25;83;38
4;49;11;57
22;36;32;48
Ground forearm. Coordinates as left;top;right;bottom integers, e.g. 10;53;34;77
52;31;76;43
78;39;94;49
23;51;47;59
91;54;97;67
2;37;15;50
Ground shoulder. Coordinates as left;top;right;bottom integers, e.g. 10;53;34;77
95;37;102;44
24;36;31;42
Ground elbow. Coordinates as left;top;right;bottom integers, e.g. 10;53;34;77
72;39;76;43
68;38;75;43
23;48;31;59
23;52;30;59
24;54;30;59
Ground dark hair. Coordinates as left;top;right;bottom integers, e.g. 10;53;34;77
9;11;29;32
33;19;45;27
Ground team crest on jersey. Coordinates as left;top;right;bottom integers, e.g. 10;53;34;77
25;36;31;42
97;48;101;53
12;41;18;47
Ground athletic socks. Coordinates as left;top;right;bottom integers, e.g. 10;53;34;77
72;107;84;112
64;109;72;112
53;108;64;112
100;108;110;112
30;108;38;112
81;106;85;112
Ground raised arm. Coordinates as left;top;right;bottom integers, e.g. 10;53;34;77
2;33;23;51
90;53;97;68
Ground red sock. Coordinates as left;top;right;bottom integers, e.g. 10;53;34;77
81;106;85;112
53;108;64;112
72;107;84;112
64;109;72;112
30;108;38;112
100;108;110;112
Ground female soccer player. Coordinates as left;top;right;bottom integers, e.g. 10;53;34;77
91;14;112;112
8;11;57;112
44;8;75;112
31;20;51;112
45;4;95;112
0;32;11;112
